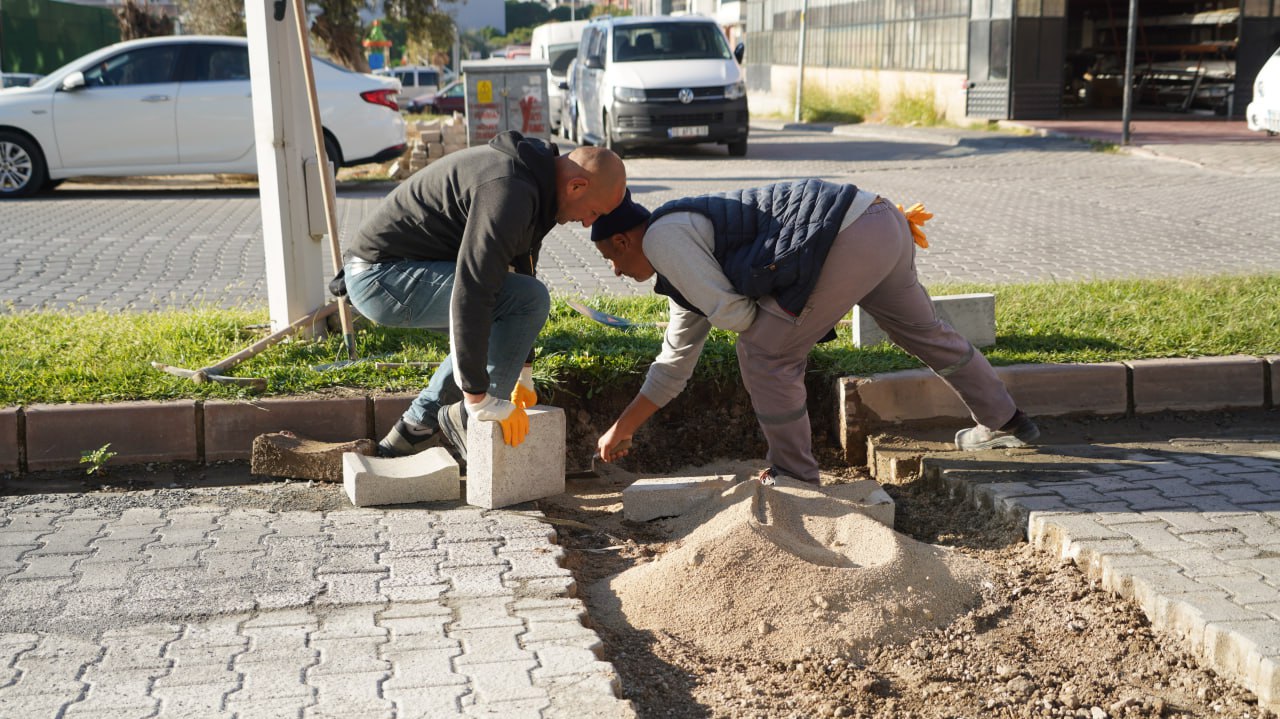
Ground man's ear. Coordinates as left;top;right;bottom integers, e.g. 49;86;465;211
566;176;589;197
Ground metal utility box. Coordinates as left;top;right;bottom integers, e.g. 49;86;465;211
461;59;551;146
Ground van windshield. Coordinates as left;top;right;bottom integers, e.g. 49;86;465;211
612;22;731;62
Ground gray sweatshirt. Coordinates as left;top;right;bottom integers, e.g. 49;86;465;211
347;132;558;394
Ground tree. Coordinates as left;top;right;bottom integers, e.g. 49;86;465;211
505;0;549;33
310;0;455;72
178;0;246;36
116;0;175;40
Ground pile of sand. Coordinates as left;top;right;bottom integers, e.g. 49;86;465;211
595;474;989;662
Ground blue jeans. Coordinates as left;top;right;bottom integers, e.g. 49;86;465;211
345;260;551;429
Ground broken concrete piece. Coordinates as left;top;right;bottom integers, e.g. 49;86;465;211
623;475;734;522
342;448;460;507
250;431;375;482
467;405;566;509
823;478;896;528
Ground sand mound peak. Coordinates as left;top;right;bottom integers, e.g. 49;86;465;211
598;475;988;662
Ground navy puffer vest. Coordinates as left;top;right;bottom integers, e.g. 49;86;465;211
648;179;858;317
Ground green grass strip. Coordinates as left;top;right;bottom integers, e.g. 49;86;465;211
1;275;1276;407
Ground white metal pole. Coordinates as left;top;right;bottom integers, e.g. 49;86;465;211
793;0;808;123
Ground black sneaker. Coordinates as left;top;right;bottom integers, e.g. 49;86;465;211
437;402;469;463
378;418;444;458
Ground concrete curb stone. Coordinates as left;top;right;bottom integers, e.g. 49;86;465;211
0;408;18;473
1126;355;1265;412
204;397;369;462
23;401;198;472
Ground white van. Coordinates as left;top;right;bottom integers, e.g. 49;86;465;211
530;20;589;135
384;65;447;108
571;15;748;156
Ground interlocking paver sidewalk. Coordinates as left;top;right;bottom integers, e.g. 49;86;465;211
920;429;1280;712
0;491;635;718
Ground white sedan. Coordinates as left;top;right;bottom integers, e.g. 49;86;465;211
1246;46;1280;136
0;35;407;198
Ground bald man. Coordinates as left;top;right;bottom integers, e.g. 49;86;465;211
342;130;626;459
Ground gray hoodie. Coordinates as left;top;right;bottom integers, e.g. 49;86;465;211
348;131;559;394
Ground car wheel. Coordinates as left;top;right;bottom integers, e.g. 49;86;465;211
323;134;343;170
727;139;748;157
0;131;48;199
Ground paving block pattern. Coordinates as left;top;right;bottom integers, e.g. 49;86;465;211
920;435;1280;714
1127;355;1265;412
0;493;635;718
852;293;995;348
24;401;198;472
343;448;460;507
468;406;567;510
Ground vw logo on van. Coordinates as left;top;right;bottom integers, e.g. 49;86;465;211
677;88;694;104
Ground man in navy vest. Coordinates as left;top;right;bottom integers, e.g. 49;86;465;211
589;181;1039;483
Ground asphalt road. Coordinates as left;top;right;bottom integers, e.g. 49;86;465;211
3;123;1278;312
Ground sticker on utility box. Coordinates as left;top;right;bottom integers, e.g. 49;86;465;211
477;80;494;104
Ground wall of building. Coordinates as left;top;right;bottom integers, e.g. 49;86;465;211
746;63;970;121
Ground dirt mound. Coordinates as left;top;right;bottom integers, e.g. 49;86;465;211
594;475;988;662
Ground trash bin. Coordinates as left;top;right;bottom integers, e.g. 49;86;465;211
462;59;551;146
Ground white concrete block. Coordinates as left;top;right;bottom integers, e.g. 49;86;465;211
343;448;460;507
623;476;733;522
852;292;996;348
824;478;896;528
467;406;566;509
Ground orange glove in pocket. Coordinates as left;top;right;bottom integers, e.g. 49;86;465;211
896;202;934;249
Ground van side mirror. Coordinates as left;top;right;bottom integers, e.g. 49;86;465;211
584;53;604;70
61;71;87;91
734;42;745;64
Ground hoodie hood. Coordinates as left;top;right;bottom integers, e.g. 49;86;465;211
489;130;560;234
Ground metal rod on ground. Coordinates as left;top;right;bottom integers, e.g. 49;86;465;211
289;0;357;360
1121;0;1138;145
151;303;339;391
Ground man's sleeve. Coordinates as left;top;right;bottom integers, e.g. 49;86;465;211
449;179;537;395
645;213;757;333
639;299;712;407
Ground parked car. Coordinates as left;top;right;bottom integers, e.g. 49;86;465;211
381;64;446;109
571;15;748;156
1246;46;1280;136
560;57;580;142
531;20;588;136
1;72;43;89
406;79;466;115
0;35;406;198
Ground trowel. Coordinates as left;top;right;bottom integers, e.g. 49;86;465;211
566;438;631;479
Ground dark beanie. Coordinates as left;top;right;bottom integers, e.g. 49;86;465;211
591;189;651;243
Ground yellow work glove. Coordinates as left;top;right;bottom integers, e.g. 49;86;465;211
510;364;537;409
896;202;933;249
465;395;531;447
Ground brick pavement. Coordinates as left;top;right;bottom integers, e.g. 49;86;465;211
0;492;634;718
2;123;1278;311
911;429;1280;713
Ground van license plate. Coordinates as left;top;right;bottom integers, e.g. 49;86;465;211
668;126;708;138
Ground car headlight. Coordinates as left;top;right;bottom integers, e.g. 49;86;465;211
613;86;645;103
724;81;746;100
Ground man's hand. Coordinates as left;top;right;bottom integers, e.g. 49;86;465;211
465;395;530;446
596;426;633;462
511;364;537;409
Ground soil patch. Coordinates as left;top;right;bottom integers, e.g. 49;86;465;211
539;454;1274;719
